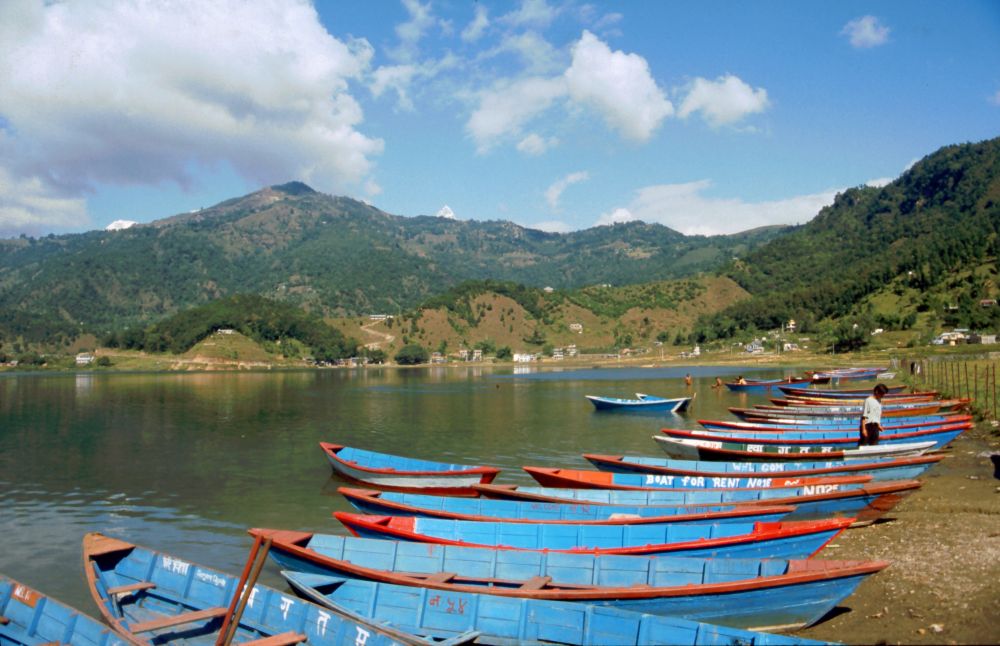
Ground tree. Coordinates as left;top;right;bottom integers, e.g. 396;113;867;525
394;343;429;365
495;345;513;360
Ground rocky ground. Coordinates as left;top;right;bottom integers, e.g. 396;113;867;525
795;423;1000;645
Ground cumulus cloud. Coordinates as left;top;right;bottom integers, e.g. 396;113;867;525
0;0;382;235
603;180;838;235
595;207;637;227
501;0;559;29
466;76;566;152
490;31;563;74
462;4;489;42
564;31;673;142
678;75;770;127
841;15;890;48
516;133;559;155
531;219;572;233
371;54;458;111
0;166;89;237
545;171;589;209
436;205;456;219
392;0;438;61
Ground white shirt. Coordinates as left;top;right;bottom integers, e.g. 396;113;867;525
862;395;882;425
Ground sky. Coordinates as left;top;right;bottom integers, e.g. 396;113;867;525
0;1;998;239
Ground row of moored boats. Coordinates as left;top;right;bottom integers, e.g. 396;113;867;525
1;367;968;645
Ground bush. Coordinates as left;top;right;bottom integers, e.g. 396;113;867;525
395;344;429;365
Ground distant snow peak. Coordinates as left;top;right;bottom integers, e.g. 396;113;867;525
106;219;137;231
436;205;456;219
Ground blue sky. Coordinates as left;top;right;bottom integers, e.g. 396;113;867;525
0;0;998;238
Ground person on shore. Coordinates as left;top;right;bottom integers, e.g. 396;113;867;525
684;373;692;387
860;383;888;446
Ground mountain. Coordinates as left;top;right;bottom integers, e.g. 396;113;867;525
691;136;1000;341
0;182;784;345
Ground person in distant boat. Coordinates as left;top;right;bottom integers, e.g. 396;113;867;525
712;377;723;389
684;373;692;386
737;376;747;385
859;383;888;445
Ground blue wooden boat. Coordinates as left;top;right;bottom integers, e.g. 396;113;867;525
585;393;692;412
522;466;871;490
583;452;945;482
661;424;968;450
698;415;971;433
473;479;922;525
778;385;914;398
320;442;500;496
724;378;813;393
249;528;885;632
0;575;127;646
82;532;460;646
338;487;795;524
334;512;853;559
652;435;938;462
282;571;833;645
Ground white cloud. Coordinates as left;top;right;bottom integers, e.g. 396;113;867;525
0;166;89;237
841;15;890;49
0;0;382;235
678;75;770;127
106;219;137;231
370;55;458;111
990;90;1000;107
516;133;559;155
436;205;456;219
392;0;437;61
490;31;563;74
564;31;673;142
462;4;489;42
545;171;589;209
501;0;559;29
603;180;838;235
466;76;567;152
595;207;637;227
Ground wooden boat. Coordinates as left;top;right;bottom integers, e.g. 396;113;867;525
653;434;938;462
699;415;971;432
281;571;832;646
583;452;945;482
778;385;916;398
661;423;968;450
585;393;691;412
334;512;854;559
82;532;449;646
338;487;796;524
731;404;945;420
319;442;499;496
473;480;921;525
0;574;126;645
724;377;813;393
249;528;887;632
807;367;886;383
521;465;872;490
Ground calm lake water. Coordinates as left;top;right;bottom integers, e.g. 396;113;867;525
0;363;793;614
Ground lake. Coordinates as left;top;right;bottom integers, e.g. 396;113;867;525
0;363;790;613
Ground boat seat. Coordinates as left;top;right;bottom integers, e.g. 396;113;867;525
242;631;307;646
107;581;156;596
424;572;457;583
519;576;552;590
130;606;228;633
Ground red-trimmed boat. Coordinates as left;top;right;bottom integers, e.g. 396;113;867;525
521;465;872;490
333;512;854;559
248;528;888;632
652;435;937;462
338;486;797;525
320;442;499;496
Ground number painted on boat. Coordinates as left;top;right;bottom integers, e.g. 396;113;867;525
354;626;370;645
12;584;38;607
745;478;773;487
802;484;840;495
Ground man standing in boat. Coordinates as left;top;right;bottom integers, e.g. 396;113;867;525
860;383;888;445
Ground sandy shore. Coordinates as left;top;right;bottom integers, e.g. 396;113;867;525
795;423;1000;645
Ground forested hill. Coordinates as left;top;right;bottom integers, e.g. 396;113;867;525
694;136;1000;339
0;181;782;344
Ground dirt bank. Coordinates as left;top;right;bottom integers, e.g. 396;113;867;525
796;423;1000;645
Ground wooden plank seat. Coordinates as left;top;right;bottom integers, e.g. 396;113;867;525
422;572;457;583
107;581;156;596
130;606;227;633
241;631;307;646
519;576;552;591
